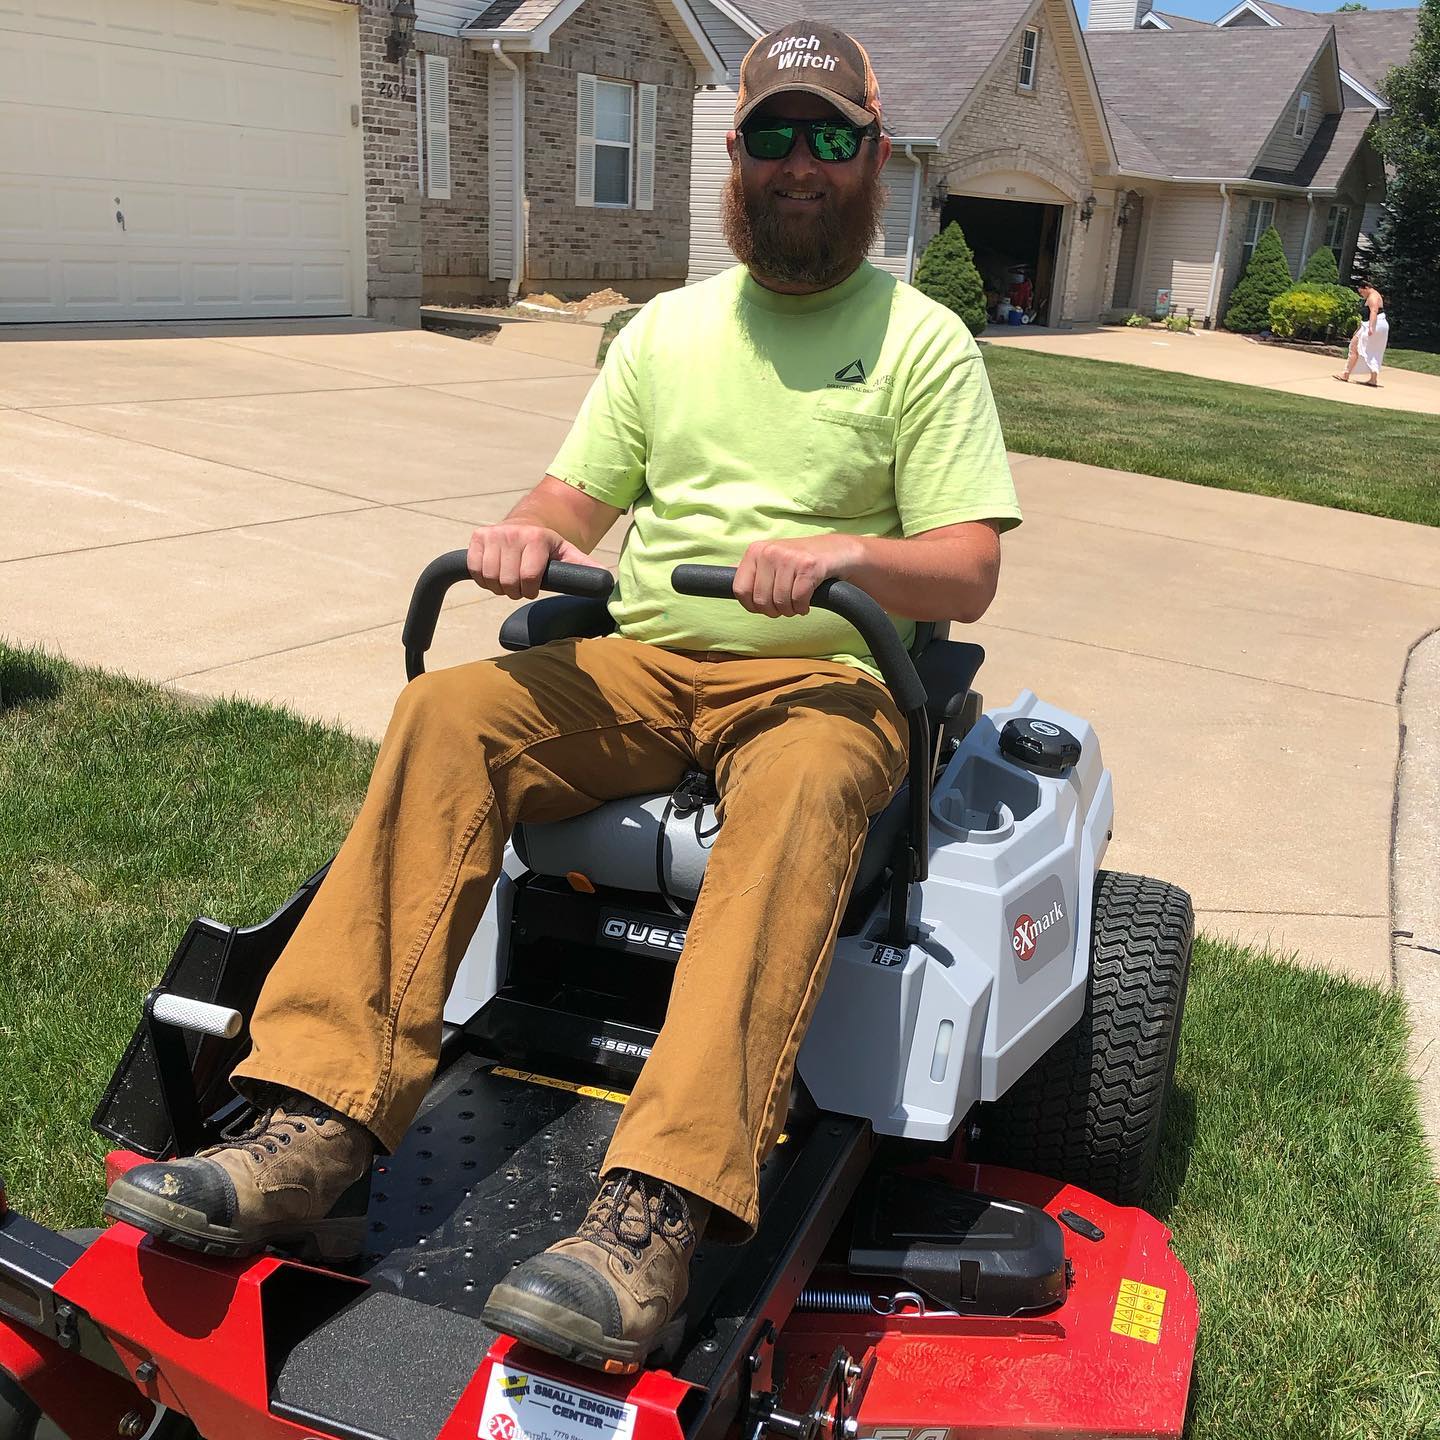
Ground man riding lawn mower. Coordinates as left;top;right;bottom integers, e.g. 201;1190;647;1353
0;22;1198;1440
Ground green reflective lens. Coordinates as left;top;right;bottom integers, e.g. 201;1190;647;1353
810;124;860;161
744;124;797;160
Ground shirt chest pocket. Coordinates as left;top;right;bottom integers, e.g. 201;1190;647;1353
797;398;898;519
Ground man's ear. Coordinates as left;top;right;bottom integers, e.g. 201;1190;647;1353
875;132;892;168
726;129;738;161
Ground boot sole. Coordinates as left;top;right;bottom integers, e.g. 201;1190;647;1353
103;1189;366;1264
483;1285;684;1376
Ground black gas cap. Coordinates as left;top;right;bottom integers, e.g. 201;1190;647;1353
1000;717;1082;775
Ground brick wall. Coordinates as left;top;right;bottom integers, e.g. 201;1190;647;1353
357;0;422;325
523;0;694;290
418;34;492;303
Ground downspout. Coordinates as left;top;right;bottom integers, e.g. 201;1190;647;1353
492;41;525;301
903;144;925;283
1300;190;1316;269
1205;181;1231;328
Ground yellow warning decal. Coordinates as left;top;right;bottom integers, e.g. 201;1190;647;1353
1111;1278;1167;1344
494;1067;632;1106
491;1067;788;1143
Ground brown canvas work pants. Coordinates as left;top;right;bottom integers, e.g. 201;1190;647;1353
232;636;906;1240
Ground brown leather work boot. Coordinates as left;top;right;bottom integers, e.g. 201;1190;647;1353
103;1090;374;1263
483;1170;710;1374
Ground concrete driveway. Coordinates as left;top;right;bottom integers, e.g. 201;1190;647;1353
984;323;1440;416
4;318;1439;990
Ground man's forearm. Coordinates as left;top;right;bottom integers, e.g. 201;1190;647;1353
504;475;621;554
840;531;1000;623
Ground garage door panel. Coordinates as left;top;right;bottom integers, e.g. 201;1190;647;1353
6;0;347;76
0;0;359;321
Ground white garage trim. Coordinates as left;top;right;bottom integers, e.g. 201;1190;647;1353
0;0;366;323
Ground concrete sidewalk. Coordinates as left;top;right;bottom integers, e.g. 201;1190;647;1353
4;318;1439;991
984;323;1440;416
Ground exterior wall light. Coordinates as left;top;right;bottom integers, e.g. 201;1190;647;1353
387;0;417;64
1117;195;1132;226
1079;193;1097;227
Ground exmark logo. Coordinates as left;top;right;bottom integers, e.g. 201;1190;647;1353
768;34;840;71
1004;877;1073;967
1011;900;1064;961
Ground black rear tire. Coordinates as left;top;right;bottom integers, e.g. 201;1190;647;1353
973;870;1193;1206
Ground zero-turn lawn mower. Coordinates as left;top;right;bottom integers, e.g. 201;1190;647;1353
0;554;1197;1440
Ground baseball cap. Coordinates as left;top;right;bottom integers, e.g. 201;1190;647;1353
734;22;882;131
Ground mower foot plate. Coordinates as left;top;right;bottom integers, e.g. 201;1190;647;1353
482;1286;683;1376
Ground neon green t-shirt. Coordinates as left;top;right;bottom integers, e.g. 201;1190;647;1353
547;260;1021;678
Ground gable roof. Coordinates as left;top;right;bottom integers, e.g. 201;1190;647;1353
460;0;726;81
1139;9;1210;28
1250;103;1376;186
1086;25;1340;179
1213;1;1419;101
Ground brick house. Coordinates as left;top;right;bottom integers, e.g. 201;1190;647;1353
688;0;1121;328
0;0;720;326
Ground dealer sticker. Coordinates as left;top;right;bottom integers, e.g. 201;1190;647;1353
479;1368;637;1440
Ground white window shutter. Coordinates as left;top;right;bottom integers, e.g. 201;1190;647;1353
635;83;657;211
576;73;597;207
425;53;451;200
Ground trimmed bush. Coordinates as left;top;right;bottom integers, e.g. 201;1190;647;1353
915;222;987;335
1268;285;1363;340
1224;226;1294;332
1298;246;1341;285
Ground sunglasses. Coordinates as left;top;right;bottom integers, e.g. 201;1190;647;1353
739;117;876;163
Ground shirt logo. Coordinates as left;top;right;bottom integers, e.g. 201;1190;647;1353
834;358;866;384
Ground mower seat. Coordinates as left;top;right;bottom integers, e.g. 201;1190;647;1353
499;593;983;905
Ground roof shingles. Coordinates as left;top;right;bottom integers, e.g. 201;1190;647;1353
1087;26;1338;178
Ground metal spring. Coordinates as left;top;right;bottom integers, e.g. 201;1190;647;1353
796;1286;928;1316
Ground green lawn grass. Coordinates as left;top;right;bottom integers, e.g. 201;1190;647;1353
981;344;1440;527
3;644;1439;1438
1387;347;1440;379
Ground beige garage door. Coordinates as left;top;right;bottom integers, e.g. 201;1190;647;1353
0;0;361;322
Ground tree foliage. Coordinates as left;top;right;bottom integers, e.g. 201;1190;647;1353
1224;226;1294;332
915;222;988;335
1371;0;1440;345
1298;245;1340;285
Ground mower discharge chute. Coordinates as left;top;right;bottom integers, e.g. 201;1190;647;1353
0;555;1197;1440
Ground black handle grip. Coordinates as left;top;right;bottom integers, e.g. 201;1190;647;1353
671;564;928;716
403;549;614;680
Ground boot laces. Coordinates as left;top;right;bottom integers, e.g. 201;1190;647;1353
579;1172;693;1270
204;1106;314;1162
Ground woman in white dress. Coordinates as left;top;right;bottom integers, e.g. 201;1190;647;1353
1336;283;1388;387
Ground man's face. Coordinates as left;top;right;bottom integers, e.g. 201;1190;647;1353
723;94;891;291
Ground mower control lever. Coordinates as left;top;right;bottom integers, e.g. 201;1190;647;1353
403;549;615;680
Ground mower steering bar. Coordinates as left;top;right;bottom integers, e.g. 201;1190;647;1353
403;549;614;680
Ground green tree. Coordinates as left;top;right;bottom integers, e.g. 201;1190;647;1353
1298;245;1340;285
915;222;988;335
1224;226;1294;332
1371;0;1440;345
1336;3;1367;11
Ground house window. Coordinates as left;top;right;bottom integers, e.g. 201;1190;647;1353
1018;28;1039;91
1294;90;1311;139
1240;198;1275;268
1324;205;1349;263
594;79;634;207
